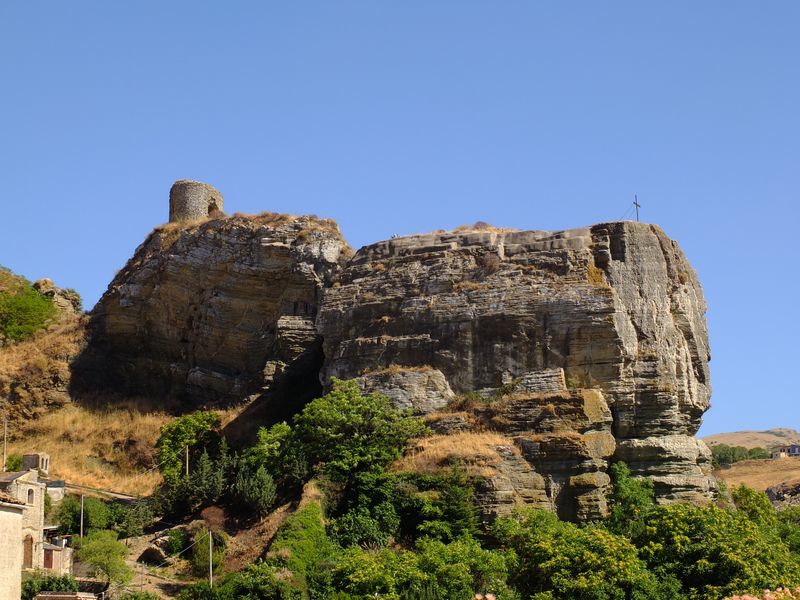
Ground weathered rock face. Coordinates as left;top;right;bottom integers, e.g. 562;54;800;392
318;222;715;514
75;213;350;405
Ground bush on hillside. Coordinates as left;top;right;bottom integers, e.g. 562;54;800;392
56;494;110;535
76;529;133;585
292;379;427;482
0;284;57;342
157;411;221;483
632;503;800;598
493;508;675;600
21;573;78;600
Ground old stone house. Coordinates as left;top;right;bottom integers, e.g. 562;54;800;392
0;468;47;570
773;444;800;459
0;490;25;600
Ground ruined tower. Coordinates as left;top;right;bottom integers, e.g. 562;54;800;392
168;180;224;223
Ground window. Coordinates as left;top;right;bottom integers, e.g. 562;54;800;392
27;488;34;504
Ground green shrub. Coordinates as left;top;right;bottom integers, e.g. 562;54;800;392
21;572;78;600
493;508;673;600
76;529;133;584
167;527;191;556
233;464;277;518
0;284;57;342
270;501;336;594
191;527;227;577
177;563;303;599
732;483;778;528
778;506;800;554
56;494;110;535
119;593;161;600
293;379;427;482
632;503;800;598
607;461;655;537
5;452;23;471
157;411;221;483
112;499;154;538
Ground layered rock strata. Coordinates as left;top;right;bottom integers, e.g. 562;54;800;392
318;222;715;514
75;213;349;404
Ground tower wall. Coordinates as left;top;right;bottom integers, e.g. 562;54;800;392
169;180;224;223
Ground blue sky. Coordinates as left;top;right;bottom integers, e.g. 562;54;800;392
1;2;798;436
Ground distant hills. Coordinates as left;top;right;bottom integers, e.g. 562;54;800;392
703;428;800;450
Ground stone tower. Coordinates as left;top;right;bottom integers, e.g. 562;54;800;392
169;180;224;223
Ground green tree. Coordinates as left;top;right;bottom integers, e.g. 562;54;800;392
732;484;778;528
632;503;800;598
157;411;221;482
293;379;426;482
233;464;277;518
493;508;674;600
191;527;227;577
76;529;133;585
119;593;161;600
21;573;78;600
56;495;110;535
607;461;655;537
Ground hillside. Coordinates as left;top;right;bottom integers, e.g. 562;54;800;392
703;428;800;449
714;457;800;491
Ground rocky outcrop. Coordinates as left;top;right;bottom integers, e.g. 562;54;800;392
318;222;715;513
74;213;350;405
71;210;715;520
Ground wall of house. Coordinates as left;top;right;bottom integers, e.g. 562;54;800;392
1;471;46;569
0;504;23;600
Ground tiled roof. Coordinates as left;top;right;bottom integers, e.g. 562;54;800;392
0;470;26;482
0;489;24;506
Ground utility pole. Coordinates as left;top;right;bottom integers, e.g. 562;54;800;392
2;416;7;472
80;495;85;540
634;195;641;222
185;446;190;477
209;530;214;588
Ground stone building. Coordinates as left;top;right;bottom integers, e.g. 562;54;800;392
0;469;46;570
169;179;224;223
0;490;24;600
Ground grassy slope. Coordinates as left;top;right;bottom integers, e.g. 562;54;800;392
715;457;800;492
703;428;800;449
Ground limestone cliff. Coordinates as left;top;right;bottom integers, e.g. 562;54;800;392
318;222;715;518
74;213;715;520
74;213;350;405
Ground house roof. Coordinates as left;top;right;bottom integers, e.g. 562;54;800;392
0;470;27;482
0;490;24;506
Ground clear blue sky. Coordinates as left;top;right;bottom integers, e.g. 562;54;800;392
1;3;798;436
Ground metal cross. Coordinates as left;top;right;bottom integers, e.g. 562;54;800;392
634;195;641;222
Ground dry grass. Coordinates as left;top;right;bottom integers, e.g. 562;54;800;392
0;315;86;421
587;263;608;287
714;458;800;492
703;428;800;450
393;432;516;477
361;364;434;377
7;402;171;495
453;221;520;233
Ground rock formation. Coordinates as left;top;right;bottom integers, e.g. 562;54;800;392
74;212;350;405
318;222;715;517
74;187;715;519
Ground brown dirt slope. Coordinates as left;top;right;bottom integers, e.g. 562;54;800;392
703;428;800;449
714;457;800;492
